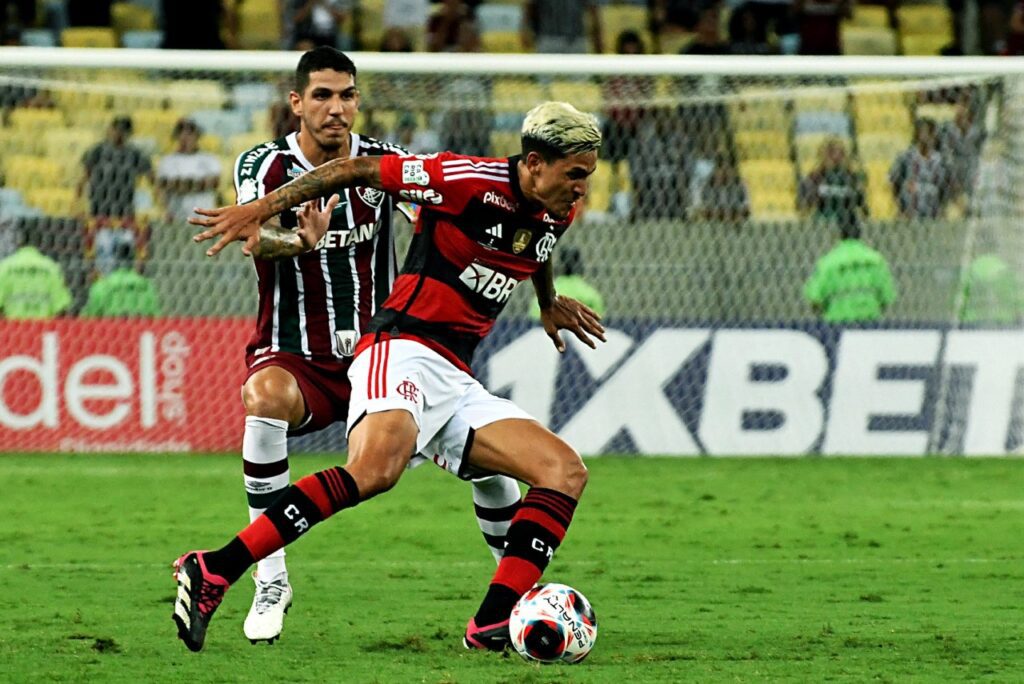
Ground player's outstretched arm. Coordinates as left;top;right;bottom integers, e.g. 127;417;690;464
247;194;341;259
532;261;606;352
189;156;383;257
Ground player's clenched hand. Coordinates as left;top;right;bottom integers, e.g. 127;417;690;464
295;194;339;251
189;202;264;257
540;295;606;353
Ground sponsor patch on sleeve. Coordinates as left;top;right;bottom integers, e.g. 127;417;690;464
401;160;430;186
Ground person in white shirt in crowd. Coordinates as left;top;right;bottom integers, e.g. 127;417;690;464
156;118;222;224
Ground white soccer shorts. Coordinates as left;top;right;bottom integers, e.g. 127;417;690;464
346;338;533;479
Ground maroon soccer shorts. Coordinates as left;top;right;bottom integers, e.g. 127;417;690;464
244;351;353;436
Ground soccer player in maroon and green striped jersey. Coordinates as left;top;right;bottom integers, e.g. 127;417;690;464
224;47;523;646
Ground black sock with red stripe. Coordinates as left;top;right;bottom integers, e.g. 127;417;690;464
473;487;577;628
202;466;360;584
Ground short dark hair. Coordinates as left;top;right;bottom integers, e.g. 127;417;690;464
839;222;862;241
521;135;563;162
915;117;937;136
111;115;133;134
172;117;200;138
114;240;135;265
295;46;356;94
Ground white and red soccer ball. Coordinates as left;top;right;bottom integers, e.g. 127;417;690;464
509;583;598;664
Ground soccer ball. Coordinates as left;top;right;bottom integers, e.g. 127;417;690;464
509;583;597;664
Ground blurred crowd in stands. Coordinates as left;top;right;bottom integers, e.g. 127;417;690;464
0;0;1018;56
0;1;1015;322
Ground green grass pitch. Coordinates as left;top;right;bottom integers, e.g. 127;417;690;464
1;454;1022;682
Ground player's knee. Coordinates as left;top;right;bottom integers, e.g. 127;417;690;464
243;376;303;424
536;444;587;499
346;449;407;498
560;448;588;499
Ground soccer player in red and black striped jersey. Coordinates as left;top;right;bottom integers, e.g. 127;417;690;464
221;47;523;646
175;101;605;653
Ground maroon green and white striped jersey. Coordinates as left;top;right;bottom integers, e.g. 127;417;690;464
235;132;411;362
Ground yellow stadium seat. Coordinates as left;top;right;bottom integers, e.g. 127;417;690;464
61;27;118;48
111;2;156;33
357;0;385;50
8;108;64;132
793;90;849;114
915;103;957;122
864;160;897;219
2;156;63;193
482;31;524;53
226;132;273;157
853;90;912;135
748;190;798;220
657;30;694;54
65;108;121;134
23;187;77;217
857;131;908;163
740;160;796;189
164;80;229;110
850;4;890;27
52;88;109;114
841;25;898;55
44;128;99;182
729;92;791;131
198;134;224;155
250;109;273;139
734;130;791;161
896;4;953;37
237;0;282;50
0;128;40;157
492;78;546;113
131;109;185;140
599;4;653;53
490;130;520;157
901;33;950;56
549;80;602;112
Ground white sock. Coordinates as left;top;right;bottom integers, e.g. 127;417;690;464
471;475;522;564
243;415;290;580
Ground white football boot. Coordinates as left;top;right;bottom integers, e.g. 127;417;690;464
243;573;293;644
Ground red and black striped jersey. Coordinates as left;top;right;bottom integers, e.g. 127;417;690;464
236;132;411;362
364;152;576;374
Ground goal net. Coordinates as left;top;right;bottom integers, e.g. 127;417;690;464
0;49;1020;456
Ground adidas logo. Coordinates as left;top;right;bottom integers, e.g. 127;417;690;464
486;223;503;238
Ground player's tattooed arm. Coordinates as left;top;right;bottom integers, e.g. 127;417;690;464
261;157;382;217
191;157;381;257
247;215;305;260
249;194;341;258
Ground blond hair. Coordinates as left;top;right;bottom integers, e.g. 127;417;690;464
521;101;602;157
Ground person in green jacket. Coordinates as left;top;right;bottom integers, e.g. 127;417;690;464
81;242;161;317
804;223;896;323
0;234;72;319
530;246;605;320
958;253;1023;324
